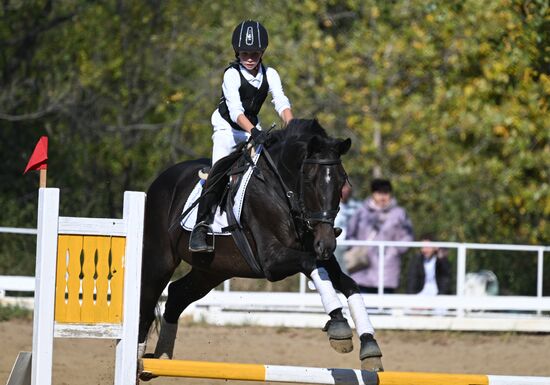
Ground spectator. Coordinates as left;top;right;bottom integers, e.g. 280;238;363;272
345;178;414;293
334;181;362;271
407;234;452;295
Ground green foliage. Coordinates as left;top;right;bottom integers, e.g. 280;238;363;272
1;1;548;294
0;303;32;322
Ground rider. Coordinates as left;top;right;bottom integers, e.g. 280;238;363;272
189;20;294;252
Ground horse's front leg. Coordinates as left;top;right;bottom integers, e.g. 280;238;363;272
319;257;384;372
260;248;360;357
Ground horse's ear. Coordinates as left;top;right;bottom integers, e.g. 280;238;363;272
337;138;352;155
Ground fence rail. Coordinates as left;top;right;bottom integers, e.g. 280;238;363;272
2;227;549;332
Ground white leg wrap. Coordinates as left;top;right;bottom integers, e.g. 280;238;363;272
154;317;178;359
137;342;147;359
348;293;375;336
310;267;343;315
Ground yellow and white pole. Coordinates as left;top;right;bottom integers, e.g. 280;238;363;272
140;359;550;385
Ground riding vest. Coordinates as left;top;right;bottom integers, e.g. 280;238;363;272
218;63;269;131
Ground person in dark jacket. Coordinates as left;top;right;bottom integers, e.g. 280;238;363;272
407;234;452;295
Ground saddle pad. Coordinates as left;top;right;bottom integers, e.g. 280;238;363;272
180;146;262;235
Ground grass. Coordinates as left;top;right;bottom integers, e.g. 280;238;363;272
0;303;32;321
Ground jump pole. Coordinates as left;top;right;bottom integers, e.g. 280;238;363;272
140;359;550;385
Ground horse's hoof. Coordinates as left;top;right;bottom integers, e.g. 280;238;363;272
323;318;353;353
139;372;158;382
329;337;354;353
361;356;384;372
359;333;383;372
137;357;158;382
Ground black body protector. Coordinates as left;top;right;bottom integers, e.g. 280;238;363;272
218;62;269;131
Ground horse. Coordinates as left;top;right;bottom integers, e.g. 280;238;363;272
138;119;383;375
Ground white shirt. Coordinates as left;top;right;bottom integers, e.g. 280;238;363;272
418;256;438;296
221;63;291;123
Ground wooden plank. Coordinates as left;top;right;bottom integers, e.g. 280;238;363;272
6;351;32;385
108;237;125;323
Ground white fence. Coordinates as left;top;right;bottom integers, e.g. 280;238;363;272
1;227;550;332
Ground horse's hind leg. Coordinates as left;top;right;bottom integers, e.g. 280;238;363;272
320;257;383;372
153;268;227;359
138;246;177;359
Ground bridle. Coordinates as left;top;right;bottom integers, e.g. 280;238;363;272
261;146;345;234
298;157;343;231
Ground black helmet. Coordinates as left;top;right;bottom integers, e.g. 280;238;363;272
232;20;268;52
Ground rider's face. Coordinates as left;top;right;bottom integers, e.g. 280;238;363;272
238;51;263;71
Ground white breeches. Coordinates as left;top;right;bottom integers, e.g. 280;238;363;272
211;110;254;165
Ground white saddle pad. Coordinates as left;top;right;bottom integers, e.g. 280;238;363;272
180;147;262;235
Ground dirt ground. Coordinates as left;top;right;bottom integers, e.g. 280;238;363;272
2;317;550;385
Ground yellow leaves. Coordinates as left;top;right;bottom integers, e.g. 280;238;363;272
303;0;319;13
479;42;491;55
540;74;550;95
386;141;400;156
492;125;509;138
464;84;475;97
370;7;380;19
483;61;509;83
167;91;184;103
346;115;362;129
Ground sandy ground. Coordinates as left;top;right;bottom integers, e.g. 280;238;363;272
2;317;550;385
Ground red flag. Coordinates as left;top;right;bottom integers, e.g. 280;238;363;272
24;136;48;174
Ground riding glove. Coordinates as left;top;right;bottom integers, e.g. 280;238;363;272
251;127;268;145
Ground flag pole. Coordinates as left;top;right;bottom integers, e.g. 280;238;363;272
39;169;47;188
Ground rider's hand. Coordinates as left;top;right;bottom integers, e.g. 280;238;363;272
251;126;268;145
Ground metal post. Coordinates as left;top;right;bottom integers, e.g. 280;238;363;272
537;247;544;316
456;245;467;317
378;244;385;296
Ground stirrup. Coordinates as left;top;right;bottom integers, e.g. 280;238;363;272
189;221;215;252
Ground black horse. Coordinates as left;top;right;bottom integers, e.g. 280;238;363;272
138;119;383;373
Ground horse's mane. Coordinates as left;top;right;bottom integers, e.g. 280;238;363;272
268;118;328;146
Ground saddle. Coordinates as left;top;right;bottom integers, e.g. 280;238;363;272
179;145;264;276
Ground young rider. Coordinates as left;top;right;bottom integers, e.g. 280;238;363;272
189;20;294;252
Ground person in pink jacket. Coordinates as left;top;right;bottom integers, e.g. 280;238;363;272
345;179;414;293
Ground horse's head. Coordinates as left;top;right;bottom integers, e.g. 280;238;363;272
301;135;351;260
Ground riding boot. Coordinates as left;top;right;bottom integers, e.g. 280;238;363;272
188;192;218;252
189;221;213;252
189;159;232;252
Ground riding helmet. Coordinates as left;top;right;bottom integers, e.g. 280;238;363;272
232;20;268;52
